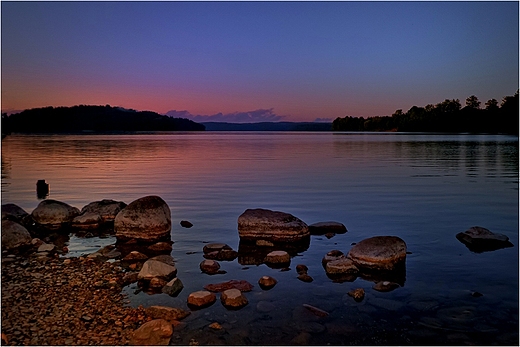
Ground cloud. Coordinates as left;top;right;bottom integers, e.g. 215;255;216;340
313;118;333;123
165;108;286;123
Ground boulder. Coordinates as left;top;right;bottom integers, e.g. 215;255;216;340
258;276;277;290
31;199;80;229
1;220;32;250
162;278;184;296
138;259;177;281
204;280;254;292
456;226;514;253
187;291;216;308
308;221;347;235
220;288;248;309
237;208;309;243
1;204;29;222
265;250;290;265
71;212;103;230
347;236;407;270
130;319;173;346
81;199;127;223
114;196;171;243
145;305;190;322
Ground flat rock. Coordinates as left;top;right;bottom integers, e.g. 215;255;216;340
187;291;216;308
347;236;407;270
130;319;173;345
147;242;173;252
302;304;329;317
238;208;309;243
81;199;127;223
456;226;514;253
325;257;359;274
204;279;254;292
114;196;171;243
31;199;80;229
37;243;56;253
321;250;345;267
308;221;347;235
1;220;32;250
220;288;248;309
138;259;177;281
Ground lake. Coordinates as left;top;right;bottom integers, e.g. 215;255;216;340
1;132;518;345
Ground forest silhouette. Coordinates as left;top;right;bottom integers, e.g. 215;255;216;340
333;92;519;134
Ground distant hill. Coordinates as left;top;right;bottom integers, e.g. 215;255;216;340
202;122;332;131
1;105;205;134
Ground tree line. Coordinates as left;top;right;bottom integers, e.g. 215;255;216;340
1;105;205;134
332;91;519;134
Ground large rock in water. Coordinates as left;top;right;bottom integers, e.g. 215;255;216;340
456;226;514;253
81;199;127;224
31;199;80;230
114;196;171;242
1;220;32;250
347;236;407;270
237;208;309;243
2;204;29;222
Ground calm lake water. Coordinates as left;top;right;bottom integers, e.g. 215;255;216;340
2;132;518;345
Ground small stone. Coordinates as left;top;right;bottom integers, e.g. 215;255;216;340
199;259;220;274
147;242;173;252
258;276;277;290
265;250;290;265
347;288;365;302
321;250;344;266
162;277;184;296
297;273;313;282
37;243;56;253
149;277;168;289
130;319;173;345
295;264;308;274
209;322;222;330
123;251;148;261
180;220;193;228
471;291;483;297
204;280;253;292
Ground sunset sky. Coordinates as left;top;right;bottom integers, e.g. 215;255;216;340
2;1;518;123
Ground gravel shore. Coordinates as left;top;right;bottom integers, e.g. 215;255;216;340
1;253;152;346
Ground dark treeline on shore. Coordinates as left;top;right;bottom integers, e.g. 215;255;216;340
333;92;519;135
1;105;205;134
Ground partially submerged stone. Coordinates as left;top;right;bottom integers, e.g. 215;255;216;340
187;291;216;309
72;212;103;230
220;288;248;309
162;278;184;296
1;204;29;222
373;281;400;292
203;243;238;261
456;226;514;253
265;250;291;265
200;259;221;274
322;250;345;267
180;220;193;228
308;221;347;235
130;319;173;345
114;196;171;243
1;220;32;250
347;236;407;270
302;304;329;317
31;199;80;230
258;276;277;290
81;199;127;224
138;259;177;281
145;305;190;322
347;288;365;302
325;258;359;275
237;208;309;243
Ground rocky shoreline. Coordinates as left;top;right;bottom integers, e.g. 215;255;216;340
1;253;153;346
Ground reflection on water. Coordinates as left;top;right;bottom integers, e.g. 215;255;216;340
1;133;518;345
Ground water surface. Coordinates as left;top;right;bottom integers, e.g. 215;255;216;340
2;132;518;345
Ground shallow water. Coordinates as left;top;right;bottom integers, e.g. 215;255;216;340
2;132;518;345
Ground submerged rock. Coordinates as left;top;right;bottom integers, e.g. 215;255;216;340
114;196;171;243
373;281;400;292
347;236;407;270
31;199;80;230
220;288;248;309
237;208;309;243
162;278;184;296
347;288;365;302
456;226;514;253
322;250;345;267
203;243;238;261
204;279;254;292
200;259;221;274
258;276;277;290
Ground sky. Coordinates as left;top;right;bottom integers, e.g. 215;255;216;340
1;1;518;123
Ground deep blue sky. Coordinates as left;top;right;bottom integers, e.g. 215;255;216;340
2;1;518;122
